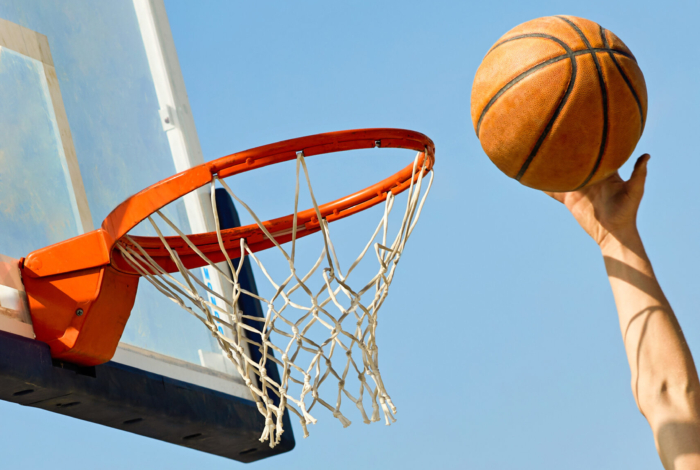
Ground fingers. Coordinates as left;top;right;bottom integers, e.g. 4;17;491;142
628;154;650;197
630;153;650;180
544;154;649;204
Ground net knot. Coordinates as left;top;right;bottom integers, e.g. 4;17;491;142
332;410;352;428
302;408;317;426
259;411;277;446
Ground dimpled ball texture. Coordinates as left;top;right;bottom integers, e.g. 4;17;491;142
471;15;648;192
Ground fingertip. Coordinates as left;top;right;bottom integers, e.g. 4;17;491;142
629;154;650;192
634;153;650;169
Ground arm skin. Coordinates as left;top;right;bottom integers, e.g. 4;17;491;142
547;155;700;470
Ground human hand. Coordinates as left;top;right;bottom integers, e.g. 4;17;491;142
545;154;650;248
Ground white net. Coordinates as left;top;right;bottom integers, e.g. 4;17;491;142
115;150;433;447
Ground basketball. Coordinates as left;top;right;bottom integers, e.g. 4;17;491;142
471;16;647;191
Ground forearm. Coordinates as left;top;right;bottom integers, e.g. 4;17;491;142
601;230;700;467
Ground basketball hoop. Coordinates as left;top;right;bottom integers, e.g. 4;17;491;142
21;128;435;445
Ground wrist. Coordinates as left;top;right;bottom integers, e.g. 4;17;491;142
600;226;658;291
599;226;643;255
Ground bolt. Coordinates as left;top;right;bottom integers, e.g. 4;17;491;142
76;308;84;316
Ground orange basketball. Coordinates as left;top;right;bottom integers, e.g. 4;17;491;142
471;16;647;191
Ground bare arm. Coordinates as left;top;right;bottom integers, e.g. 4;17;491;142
547;155;700;469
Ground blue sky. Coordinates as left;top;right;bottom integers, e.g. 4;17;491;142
2;0;699;469
162;2;698;467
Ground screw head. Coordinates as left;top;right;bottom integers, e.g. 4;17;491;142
76;308;84;316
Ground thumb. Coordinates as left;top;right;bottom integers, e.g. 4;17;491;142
627;153;650;196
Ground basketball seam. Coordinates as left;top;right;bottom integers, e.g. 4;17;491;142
513;57;577;181
488;34;637;62
500;34;579;181
476;46;631;136
555;16;609;190
476;32;593;137
487;33;570;56
476;54;569;137
600;25;645;133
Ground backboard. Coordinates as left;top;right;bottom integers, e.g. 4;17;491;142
0;0;293;461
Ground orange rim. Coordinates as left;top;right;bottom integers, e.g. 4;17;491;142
108;128;435;274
